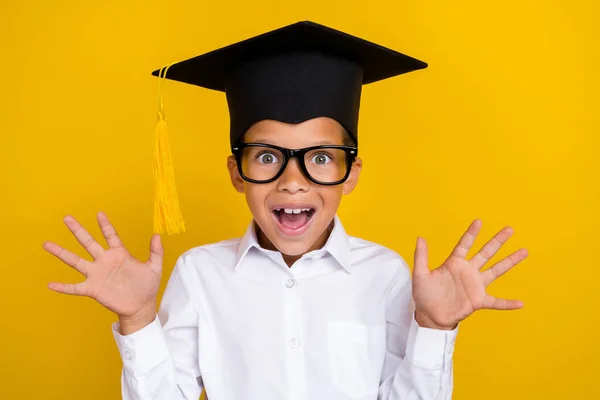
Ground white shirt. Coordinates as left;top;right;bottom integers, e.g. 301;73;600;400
112;216;458;400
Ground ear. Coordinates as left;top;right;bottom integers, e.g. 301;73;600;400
342;157;362;195
227;155;245;193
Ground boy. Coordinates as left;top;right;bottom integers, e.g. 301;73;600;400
44;21;528;399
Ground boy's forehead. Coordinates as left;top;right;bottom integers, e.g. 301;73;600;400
244;118;346;146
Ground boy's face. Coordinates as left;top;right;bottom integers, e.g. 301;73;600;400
227;117;362;257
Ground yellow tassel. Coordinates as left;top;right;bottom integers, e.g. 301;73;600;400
152;64;185;235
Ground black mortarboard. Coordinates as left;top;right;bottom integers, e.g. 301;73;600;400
152;20;427;147
151;21;426;235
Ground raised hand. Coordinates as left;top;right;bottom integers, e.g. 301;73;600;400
44;212;163;321
412;219;528;330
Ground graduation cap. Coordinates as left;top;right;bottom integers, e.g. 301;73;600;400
151;21;427;235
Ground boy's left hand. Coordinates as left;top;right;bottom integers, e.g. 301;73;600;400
412;219;528;330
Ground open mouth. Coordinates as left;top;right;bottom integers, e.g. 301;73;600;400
272;207;316;234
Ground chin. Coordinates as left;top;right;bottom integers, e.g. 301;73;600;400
256;211;333;257
269;237;316;257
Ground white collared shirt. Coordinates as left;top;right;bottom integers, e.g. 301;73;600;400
112;216;458;400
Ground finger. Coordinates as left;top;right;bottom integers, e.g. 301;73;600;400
450;219;482;259
482;248;529;286
48;281;88;296
413;237;429;279
148;234;163;267
43;241;89;276
470;226;514;270
63;215;104;259
482;295;524;310
97;212;124;249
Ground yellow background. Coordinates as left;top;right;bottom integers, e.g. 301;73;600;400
1;0;598;398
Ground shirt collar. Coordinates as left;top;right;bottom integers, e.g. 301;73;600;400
321;215;352;273
235;220;261;269
234;215;352;273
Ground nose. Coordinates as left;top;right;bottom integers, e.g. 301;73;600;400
276;157;310;193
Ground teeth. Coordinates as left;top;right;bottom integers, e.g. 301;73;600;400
281;208;312;214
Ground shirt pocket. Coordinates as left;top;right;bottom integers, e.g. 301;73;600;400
327;321;385;399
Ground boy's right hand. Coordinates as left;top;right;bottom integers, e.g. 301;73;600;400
44;212;163;333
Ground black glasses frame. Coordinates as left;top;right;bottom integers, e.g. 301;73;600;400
231;143;358;185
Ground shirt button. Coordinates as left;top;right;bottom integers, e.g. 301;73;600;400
289;338;299;348
285;279;295;288
124;350;132;360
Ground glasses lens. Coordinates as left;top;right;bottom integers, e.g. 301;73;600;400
304;148;349;183
241;146;285;181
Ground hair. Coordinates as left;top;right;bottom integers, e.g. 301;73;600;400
341;128;356;147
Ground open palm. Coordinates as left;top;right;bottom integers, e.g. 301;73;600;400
44;212;163;318
412;219;528;329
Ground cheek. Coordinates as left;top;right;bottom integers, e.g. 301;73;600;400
243;184;272;214
317;187;344;212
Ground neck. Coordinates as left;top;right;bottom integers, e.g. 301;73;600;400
256;220;334;268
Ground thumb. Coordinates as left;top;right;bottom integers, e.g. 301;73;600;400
148;234;163;266
413;237;429;279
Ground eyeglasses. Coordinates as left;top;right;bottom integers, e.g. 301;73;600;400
231;143;358;185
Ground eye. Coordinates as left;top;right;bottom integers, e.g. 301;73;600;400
310;153;332;165
256;151;280;164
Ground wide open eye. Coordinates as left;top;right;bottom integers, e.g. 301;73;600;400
309;152;333;165
256;151;281;164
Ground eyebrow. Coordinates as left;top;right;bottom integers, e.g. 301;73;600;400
251;138;337;146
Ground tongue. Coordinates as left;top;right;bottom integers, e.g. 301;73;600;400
279;212;309;229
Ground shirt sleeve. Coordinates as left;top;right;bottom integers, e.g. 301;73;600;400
378;260;458;400
112;254;203;400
